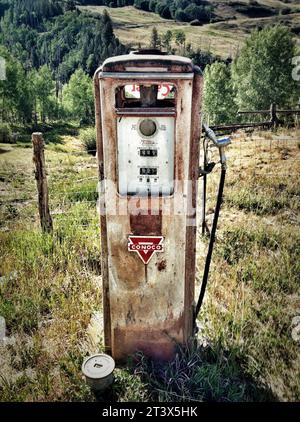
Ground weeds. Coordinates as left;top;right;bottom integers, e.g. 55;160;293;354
133;344;275;402
79;128;96;155
0;129;299;401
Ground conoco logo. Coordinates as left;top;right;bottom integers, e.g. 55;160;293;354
128;235;164;264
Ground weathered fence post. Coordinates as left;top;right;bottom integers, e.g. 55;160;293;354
32;132;53;233
270;103;279;129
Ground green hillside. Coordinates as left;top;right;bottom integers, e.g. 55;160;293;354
79;4;300;58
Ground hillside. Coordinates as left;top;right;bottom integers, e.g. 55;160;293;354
0;1;126;81
79;3;300;58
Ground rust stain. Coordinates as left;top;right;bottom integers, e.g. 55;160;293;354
130;212;162;235
95;53;202;361
102;59;193;74
156;259;166;271
110;240;144;290
113;313;185;362
184;70;203;341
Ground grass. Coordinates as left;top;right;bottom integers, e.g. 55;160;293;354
79;127;96;156
198;128;300;401
78;5;300;59
133;345;276;402
0;126;299;401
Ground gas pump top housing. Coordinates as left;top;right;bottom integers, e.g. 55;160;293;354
94;51;203;361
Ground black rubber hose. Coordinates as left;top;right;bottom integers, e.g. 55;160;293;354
194;165;227;322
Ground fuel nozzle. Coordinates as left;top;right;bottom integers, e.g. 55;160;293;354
202;124;231;167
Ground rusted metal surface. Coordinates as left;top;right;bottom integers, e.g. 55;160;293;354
130;212;162;235
94;76;111;353
116;108;176;117
156;259;166;272
102;54;193;74
184;70;203;340
94;53;203;361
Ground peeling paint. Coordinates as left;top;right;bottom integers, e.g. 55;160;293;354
94;53;203;361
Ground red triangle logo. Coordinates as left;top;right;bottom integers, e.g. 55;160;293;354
128;235;164;265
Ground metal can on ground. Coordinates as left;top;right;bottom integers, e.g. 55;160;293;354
82;353;115;392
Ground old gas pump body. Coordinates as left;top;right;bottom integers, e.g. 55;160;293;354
94;51;203;361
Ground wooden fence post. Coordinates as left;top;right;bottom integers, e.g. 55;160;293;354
270;103;279;129
32;132;53;233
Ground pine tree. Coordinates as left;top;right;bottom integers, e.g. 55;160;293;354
102;9;114;45
150;27;160;49
162;30;172;53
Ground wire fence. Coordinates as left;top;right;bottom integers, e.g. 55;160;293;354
0;127;299;235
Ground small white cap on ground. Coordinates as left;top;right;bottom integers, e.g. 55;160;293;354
82;353;115;392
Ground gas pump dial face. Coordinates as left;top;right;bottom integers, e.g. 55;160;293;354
138;118;157;138
117;116;175;196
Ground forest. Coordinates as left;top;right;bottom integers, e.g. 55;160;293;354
0;0;220;131
0;0;126;78
78;0;215;24
0;1;299;131
0;0;126;127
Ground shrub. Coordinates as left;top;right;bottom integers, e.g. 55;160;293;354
0;123;12;143
235;4;276;17
190;19;201;26
80;127;96;155
134;0;150;11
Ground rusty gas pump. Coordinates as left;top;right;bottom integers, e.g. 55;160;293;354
94;50;228;362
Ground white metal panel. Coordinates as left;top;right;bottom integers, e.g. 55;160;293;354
117;116;175;196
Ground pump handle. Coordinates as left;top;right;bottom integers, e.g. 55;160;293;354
202;124;231;166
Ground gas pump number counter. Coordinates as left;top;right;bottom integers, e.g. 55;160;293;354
117;116;175;196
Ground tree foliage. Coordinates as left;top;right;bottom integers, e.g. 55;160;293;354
0;1;126;81
161;30;173;53
232;25;298;111
0;46;33;123
0;2;126;125
150;27;160;49
63;69;94;124
203;25;299;125
203;62;237;125
30;65;56;123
